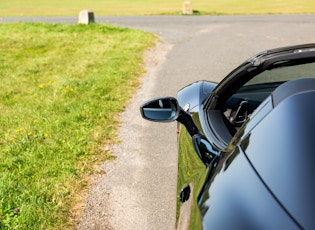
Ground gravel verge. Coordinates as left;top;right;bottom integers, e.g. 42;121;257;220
76;41;175;230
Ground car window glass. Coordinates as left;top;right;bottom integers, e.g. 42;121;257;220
244;62;315;87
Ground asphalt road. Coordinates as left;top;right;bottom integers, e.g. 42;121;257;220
2;15;315;229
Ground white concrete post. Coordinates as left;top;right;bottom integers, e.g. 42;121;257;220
182;1;193;15
78;10;95;24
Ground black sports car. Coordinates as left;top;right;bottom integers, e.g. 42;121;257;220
140;44;315;229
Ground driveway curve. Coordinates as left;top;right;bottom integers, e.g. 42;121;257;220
2;15;315;229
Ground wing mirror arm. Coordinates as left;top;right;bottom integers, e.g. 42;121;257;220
177;108;201;136
140;97;201;137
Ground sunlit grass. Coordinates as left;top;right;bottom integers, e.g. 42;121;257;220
0;0;314;16
0;22;155;229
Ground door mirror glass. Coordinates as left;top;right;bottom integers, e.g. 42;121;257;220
140;97;179;122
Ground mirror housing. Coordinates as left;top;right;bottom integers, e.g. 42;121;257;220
140;97;200;136
140;97;180;122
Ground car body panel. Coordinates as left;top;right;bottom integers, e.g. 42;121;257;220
200;147;299;230
175;83;315;229
240;90;315;229
140;43;315;229
177;81;217;112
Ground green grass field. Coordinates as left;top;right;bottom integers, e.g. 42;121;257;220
0;23;155;229
1;0;315;16
1;0;314;229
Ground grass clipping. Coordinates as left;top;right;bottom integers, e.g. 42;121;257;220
0;22;155;229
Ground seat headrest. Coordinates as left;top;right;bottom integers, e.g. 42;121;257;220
272;78;315;107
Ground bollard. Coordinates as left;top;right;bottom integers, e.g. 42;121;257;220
78;10;95;24
182;1;193;15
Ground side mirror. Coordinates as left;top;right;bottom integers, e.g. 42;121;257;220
140;97;180;122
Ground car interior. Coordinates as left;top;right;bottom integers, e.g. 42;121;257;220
206;61;315;147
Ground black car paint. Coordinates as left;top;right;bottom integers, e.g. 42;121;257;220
176;81;315;229
177;81;217;111
140;44;315;229
240;90;315;229
199;147;299;230
177;80;315;229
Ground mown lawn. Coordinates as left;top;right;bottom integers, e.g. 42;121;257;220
0;0;314;16
0;22;155;229
1;0;314;229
